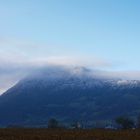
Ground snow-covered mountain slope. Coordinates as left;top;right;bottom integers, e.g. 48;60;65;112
8;66;140;89
0;66;140;127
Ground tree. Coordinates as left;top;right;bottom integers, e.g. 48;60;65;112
48;118;59;128
115;117;134;129
137;115;140;128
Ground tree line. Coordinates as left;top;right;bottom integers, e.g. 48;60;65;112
48;115;140;129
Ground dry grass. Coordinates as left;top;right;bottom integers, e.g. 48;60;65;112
0;128;139;140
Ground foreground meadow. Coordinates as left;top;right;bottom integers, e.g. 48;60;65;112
0;128;139;140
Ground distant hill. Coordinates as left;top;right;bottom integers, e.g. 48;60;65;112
0;66;140;127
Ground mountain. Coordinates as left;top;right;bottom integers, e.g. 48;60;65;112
0;66;140;127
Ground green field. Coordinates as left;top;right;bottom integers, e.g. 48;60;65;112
0;128;139;140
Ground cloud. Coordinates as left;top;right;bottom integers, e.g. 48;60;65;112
0;51;113;94
0;54;140;95
93;70;140;80
0;38;140;94
30;55;111;69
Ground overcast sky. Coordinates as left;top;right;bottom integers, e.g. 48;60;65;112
0;0;140;93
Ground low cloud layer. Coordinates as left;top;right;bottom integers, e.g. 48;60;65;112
0;51;113;94
0;38;140;95
0;53;140;95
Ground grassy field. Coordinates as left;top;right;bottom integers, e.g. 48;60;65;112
0;128;139;140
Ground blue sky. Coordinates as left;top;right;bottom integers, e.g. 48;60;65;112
0;0;140;93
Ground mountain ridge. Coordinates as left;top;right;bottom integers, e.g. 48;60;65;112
0;66;140;127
